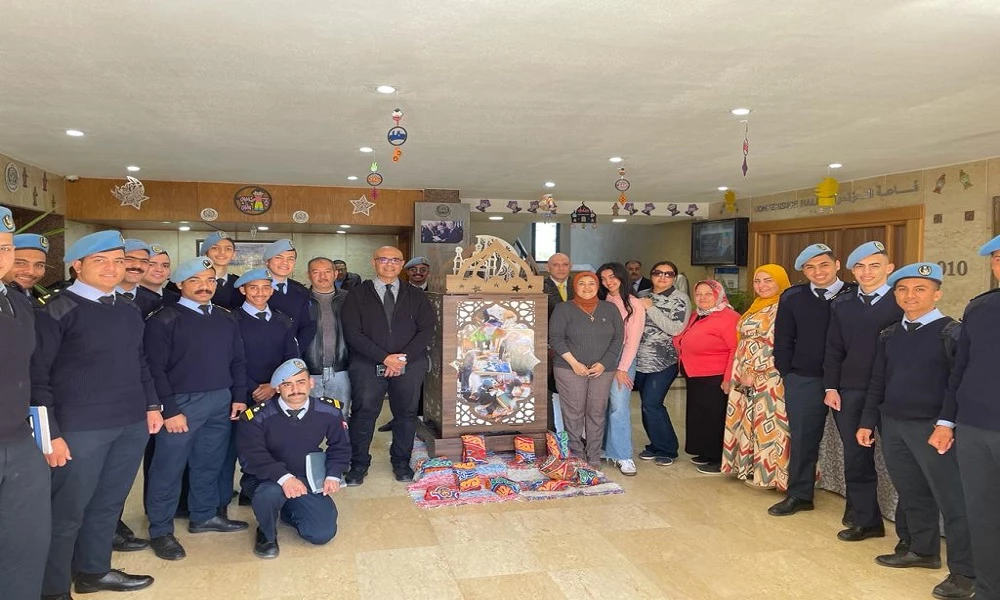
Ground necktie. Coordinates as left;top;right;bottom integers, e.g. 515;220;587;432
861;293;878;306
199;304;211;315
99;295;115;305
814;288;828;300
122;291;135;300
0;293;12;317
255;311;268;321
557;282;567;302
904;321;922;332
276;283;286;294
217;278;225;288
286;408;304;419
383;284;396;327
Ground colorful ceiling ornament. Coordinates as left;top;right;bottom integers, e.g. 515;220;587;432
388;108;407;162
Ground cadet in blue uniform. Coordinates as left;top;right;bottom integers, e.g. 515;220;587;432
823;241;906;544
3;232;50;306
32;230;159;598
114;238;153;311
139;244;181;308
858;262;975;600
238;359;350;558
201;231;244;309
0;207;51;600
219;267;298;512
770;243;857;517
144;257;249;561
264;238;316;351
930;233;1000;600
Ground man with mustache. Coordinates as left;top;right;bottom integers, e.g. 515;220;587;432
304;257;351;415
333;259;361;291
115;238;156;314
143;257;249;561
237;359;350;558
32;230;160;598
201;231;244;309
3;232;50;306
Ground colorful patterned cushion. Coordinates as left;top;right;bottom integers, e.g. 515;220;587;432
513;436;536;465
539;455;577;480
533;479;573;492
423;485;460;501
574;467;600;486
461;434;488;464
488;476;520;497
419;457;455;473
545;431;571;459
453;461;484;491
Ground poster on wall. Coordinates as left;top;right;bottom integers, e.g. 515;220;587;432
196;239;274;276
420;219;464;243
451;299;541;427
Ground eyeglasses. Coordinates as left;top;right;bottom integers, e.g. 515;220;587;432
651;270;676;278
375;257;404;265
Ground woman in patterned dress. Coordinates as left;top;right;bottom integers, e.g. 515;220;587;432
721;264;792;489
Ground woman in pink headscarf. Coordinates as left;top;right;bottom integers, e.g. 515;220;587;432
673;280;740;474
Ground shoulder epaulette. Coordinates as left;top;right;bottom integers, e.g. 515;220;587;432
317;396;343;410
271;308;294;326
240;402;268;422
878;322;900;342
781;284;807;299
213;303;232;313
41;291;79;321
969;287;1000;304
146;303;179;325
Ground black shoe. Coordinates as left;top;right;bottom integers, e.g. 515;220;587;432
377;420;394;433
768;497;815;516
393;465;415;482
188;515;249;534
74;569;154;593
894;539;911;555
875;551;942;569
689;455;711;466
696;462;722;474
113;521;150;552
253;528;280;559
151;534;186;561
344;469;367;487
237;493;252;506
932;573;975;599
842;509;854;528
837;524;886;541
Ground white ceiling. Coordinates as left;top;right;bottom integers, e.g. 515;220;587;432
3;0;1000;207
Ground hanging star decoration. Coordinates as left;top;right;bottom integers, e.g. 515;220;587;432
111;176;149;210
351;194;376;216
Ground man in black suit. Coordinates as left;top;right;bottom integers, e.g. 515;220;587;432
542;252;573;431
626;260;652;294
333;260;362;291
341;246;435;485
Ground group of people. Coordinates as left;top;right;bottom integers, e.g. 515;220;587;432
0;207;436;599
541;239;1000;600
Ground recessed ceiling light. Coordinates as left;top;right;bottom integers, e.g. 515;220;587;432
179;221;189;224
612;218;627;223
609;157;623;163
489;216;504;221
257;226;269;231
828;163;843;169
336;230;347;234
347;175;359;181
544;181;556;188
126;165;140;172
160;221;171;224
359;146;373;153
717;186;729;191
339;225;351;228
65;129;85;137
376;85;396;94
178;226;191;232
730;108;751;116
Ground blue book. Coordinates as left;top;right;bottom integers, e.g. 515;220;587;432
27;406;53;454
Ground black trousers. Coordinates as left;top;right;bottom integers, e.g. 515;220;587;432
832;389;882;528
348;358;427;471
882;417;974;577
783;373;828;501
684;374;727;463
956;423;1000;599
44;421;148;595
243;477;337;545
0;433;51;600
141;436;189;513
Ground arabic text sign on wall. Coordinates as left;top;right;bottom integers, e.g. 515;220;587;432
753;180;921;214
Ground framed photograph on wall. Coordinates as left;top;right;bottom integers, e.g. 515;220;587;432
196;239;275;276
420;219;464;244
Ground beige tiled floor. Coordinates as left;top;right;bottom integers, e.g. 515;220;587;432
109;389;948;599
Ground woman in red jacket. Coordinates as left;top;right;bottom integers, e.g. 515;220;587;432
674;280;739;474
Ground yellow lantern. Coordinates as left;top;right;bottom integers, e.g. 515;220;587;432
816;177;839;209
723;190;737;214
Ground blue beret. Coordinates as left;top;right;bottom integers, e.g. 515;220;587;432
200;231;232;256
794;243;835;270
65;230;126;263
263;239;295;261
0;206;14;233
978;234;1000;257
234;268;273;288
270;358;309;388
171;257;215;283
888;262;943;287
149;243;168;256
124;238;152;254
404;256;429;270
13;233;49;254
846;241;887;269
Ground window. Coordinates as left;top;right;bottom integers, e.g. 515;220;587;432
532;222;560;263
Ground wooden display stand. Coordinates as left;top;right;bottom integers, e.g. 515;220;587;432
419;236;550;461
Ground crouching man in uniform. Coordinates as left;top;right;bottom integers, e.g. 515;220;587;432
238;359;350;558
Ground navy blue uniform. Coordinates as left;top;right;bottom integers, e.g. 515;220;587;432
238;397;350;544
268;278;316;353
212;272;244;310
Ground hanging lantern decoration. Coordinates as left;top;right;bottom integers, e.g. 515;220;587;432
570;202;597;229
816;176;839;212
539;193;557;217
366;160;383;199
741;121;750;177
611;202;620;216
622;201;638;216
614;166;630;205
723;190;737;214
666;203;680;216
388;108;407;162
641;202;656;216
506;200;521;213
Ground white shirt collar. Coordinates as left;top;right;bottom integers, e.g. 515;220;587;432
277;397;309;419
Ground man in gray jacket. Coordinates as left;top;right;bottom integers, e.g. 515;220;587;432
305;257;351;415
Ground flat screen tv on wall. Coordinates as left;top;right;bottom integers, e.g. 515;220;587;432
690;218;749;266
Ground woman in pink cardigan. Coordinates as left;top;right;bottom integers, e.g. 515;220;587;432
597;263;646;476
673;280;739;474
